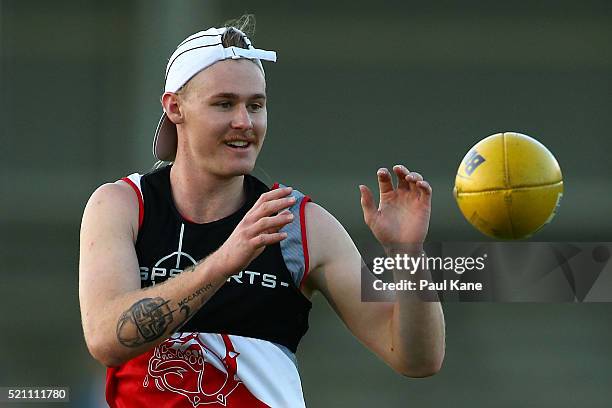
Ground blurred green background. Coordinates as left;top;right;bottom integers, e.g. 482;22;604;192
1;0;611;406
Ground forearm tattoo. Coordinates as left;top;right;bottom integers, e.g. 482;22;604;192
116;283;215;348
116;297;174;347
178;283;213;308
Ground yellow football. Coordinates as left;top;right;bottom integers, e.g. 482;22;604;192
453;132;563;239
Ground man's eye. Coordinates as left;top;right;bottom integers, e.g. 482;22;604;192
217;102;232;108
249;103;263;111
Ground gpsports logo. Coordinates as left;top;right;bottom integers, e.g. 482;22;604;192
140;224;197;284
140;250;197;283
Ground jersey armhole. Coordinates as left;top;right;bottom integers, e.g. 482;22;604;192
120;175;144;231
273;181;313;290
298;196;312;289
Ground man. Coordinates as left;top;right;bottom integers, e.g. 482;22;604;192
79;18;445;407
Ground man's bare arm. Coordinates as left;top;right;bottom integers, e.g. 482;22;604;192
303;167;445;377
79;182;295;367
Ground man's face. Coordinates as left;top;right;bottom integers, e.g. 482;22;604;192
175;59;267;177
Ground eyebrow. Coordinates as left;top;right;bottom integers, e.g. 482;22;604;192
210;92;266;100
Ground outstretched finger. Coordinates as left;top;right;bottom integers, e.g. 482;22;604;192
359;184;377;225
250;195;296;220
252;211;294;235
404;171;423;197
417;180;432;205
252;232;289;248
376;168;394;201
408;171;423;182
256;186;293;205
393;164;411;191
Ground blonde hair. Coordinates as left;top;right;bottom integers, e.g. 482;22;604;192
222;14;256;46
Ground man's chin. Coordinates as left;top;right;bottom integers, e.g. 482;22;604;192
222;163;256;178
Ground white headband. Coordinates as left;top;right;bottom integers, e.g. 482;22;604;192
153;26;277;161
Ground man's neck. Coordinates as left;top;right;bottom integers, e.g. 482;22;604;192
169;160;246;224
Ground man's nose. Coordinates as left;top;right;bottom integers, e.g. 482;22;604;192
231;104;253;129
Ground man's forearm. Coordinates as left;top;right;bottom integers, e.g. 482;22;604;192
85;254;229;367
387;246;446;377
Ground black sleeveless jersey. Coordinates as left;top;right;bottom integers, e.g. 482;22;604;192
107;165;314;407
133;165;311;352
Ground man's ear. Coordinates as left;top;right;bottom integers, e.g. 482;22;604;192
161;92;184;124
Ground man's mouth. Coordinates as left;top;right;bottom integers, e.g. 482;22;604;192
225;140;252;149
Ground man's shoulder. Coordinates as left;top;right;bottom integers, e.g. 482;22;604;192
83;181;140;235
303;202;343;233
301;201;359;292
90;181;136;206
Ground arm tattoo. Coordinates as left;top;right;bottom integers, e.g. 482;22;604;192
116;283;215;348
178;283;214;308
169;283;215;333
116;297;174;347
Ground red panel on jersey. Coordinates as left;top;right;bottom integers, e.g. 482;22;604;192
121;177;144;230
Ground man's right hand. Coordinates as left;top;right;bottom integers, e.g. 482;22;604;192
211;186;296;277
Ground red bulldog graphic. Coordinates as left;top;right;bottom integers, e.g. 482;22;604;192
143;333;268;407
